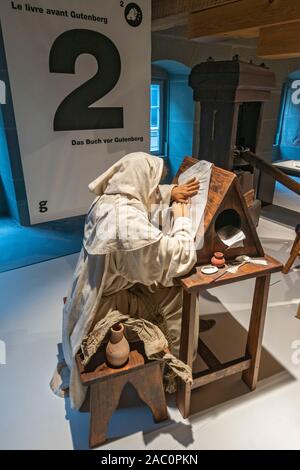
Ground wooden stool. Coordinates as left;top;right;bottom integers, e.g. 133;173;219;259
176;254;282;418
283;224;300;274
76;348;168;448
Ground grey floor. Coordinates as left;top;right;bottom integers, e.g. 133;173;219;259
273;180;300;213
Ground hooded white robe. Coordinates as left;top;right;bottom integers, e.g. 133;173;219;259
52;153;198;409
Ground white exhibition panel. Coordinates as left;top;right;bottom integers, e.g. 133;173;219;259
0;0;150;223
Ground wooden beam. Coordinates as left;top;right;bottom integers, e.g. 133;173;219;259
152;0;239;31
152;12;188;33
188;0;300;40
152;0;190;31
192;357;251;389
152;0;191;20
240;151;300;196
258;21;300;59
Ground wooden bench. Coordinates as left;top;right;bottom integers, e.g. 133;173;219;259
76;346;168;448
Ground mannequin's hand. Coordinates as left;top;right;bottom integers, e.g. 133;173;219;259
171;178;200;203
172;201;191;219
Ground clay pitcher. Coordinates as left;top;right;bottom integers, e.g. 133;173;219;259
106;323;130;368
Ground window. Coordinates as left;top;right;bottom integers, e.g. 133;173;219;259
150;81;164;155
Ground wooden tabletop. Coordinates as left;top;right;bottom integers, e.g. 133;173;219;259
178;255;283;293
76;349;148;386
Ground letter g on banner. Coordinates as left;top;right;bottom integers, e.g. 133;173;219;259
291;80;300;105
0;340;6;365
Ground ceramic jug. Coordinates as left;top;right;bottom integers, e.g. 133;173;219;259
106;323;130;368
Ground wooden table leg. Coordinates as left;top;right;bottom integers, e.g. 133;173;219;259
176;291;197;419
89;377;125;448
242;275;271;391
129;364;168;423
283;237;300;274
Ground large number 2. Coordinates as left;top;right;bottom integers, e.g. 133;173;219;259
49;29;124;131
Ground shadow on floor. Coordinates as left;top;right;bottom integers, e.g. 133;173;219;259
189;311;293;416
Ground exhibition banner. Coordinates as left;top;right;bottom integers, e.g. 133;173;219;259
0;0;150;223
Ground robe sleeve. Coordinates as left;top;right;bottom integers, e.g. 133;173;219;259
150;184;175;231
157;216;197;286
114;216;196;288
158;184;176;207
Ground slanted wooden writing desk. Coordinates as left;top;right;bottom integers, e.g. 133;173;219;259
176;255;283;418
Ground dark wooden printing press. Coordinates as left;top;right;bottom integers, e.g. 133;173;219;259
189;58;276;225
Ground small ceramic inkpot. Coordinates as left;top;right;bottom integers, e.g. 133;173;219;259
106;323;130;368
211;252;226;268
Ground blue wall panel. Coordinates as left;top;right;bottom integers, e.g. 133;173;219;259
168;74;194;178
